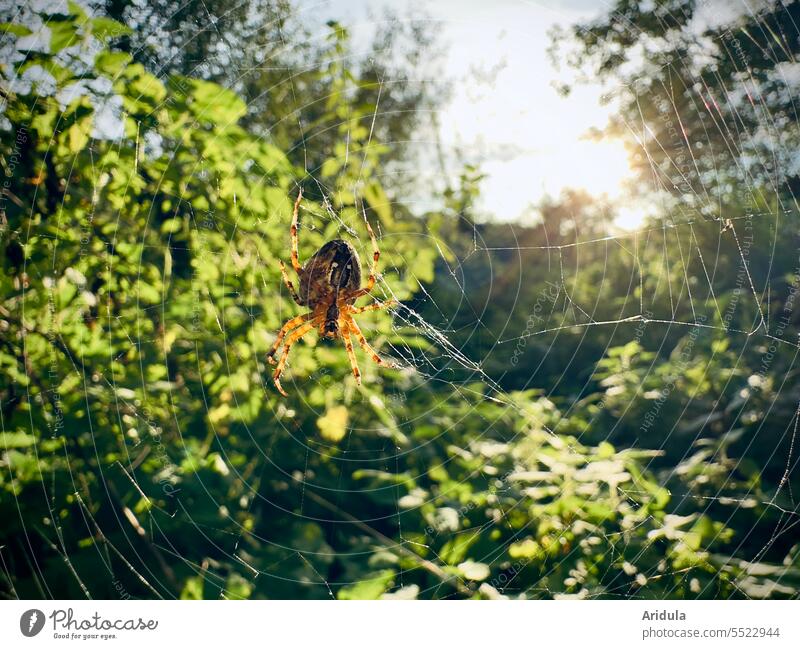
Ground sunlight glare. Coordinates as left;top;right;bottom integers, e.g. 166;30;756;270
475;138;635;222
614;205;649;231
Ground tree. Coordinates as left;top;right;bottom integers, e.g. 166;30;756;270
97;0;449;199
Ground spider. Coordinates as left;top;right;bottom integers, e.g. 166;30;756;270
266;189;398;396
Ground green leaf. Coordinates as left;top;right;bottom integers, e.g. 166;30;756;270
67;120;90;152
320;157;341;177
124;64;167;106
317;405;349;442
0;432;37;448
49;20;79;52
95;51;131;76
67;1;87;19
160;218;183;234
509;539;543;560
170;76;246;124
90;17;131;41
223;574;253;600
337;570;395;600
440;533;478;564
363;181;392;225
180;576;204;600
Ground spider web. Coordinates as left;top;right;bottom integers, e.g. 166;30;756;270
4;0;800;602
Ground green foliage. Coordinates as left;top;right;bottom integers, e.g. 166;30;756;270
1;0;797;601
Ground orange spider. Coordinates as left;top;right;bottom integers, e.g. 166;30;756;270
266;190;398;396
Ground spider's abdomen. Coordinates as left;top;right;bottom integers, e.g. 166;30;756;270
298;239;362;306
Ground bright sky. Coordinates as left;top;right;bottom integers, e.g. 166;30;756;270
316;0;641;226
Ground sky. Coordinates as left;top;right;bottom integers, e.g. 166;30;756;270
315;0;641;226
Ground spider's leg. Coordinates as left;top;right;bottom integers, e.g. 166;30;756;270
272;321;316;397
342;326;362;386
350;298;398;315
279;260;303;305
267;313;313;364
290;189;303;273
346;315;395;368
345;219;381;300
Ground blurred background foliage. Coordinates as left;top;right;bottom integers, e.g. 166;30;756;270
1;0;799;600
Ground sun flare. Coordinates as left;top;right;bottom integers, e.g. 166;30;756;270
561;139;631;200
474;137;636;223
